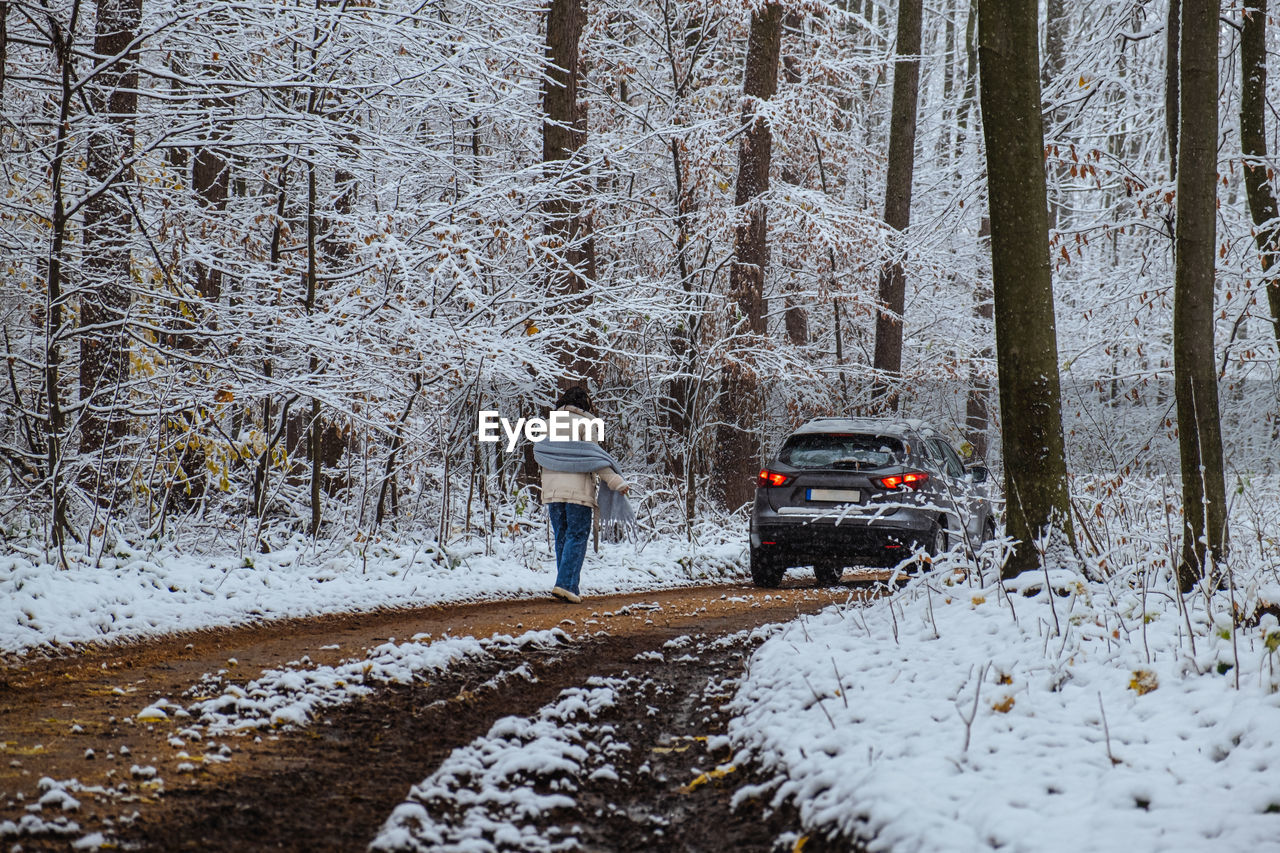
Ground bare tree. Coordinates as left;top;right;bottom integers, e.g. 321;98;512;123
716;0;783;511
191;98;229;308
977;0;1075;577
965;216;993;460
1240;0;1280;353
779;9;808;347
1042;0;1067;86
1040;0;1067;231
36;0;84;554
79;0;143;504
953;0;978;153
1173;0;1228;590
3;0;1260;565
871;0;923;410
0;0;8;97
543;0;597;386
1166;0;1180;178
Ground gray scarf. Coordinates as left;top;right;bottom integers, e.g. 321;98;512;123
533;440;636;528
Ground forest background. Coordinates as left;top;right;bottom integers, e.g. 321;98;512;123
1;0;1277;581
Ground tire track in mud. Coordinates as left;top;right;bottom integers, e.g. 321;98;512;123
3;583;882;851
125;636;640;851
127;611;869;851
373;628;866;853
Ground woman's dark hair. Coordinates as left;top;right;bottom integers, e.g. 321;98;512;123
554;386;593;413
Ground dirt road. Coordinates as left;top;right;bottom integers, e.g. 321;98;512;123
2;576;883;851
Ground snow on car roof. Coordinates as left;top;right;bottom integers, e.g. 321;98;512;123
791;416;933;437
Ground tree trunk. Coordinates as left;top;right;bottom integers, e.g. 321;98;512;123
811;133;848;405
43;13;80;554
871;0;923;411
1173;0;1228;590
779;9;808;347
1041;0;1067;231
1041;0;1067;86
977;0;1075;578
304;7;323;538
306;156;322;537
661;136;703;529
942;7;955;103
965;216;993;460
192;138;228;305
715;0;782;511
543;0;598;384
0;1;8;98
1240;0;1280;354
166;59;229;429
954;0;978;153
79;0;142;504
1166;0;1180;180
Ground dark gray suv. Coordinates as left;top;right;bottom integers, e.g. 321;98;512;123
748;417;997;587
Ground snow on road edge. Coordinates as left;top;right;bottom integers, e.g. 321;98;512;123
0;533;745;656
727;566;1280;853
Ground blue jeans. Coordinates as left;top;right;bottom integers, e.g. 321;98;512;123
548;502;592;595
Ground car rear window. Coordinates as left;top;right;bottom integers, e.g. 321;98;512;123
779;434;904;469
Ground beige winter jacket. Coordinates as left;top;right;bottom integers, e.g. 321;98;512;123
539;406;626;509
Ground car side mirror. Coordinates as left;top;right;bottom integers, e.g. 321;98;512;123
966;465;990;484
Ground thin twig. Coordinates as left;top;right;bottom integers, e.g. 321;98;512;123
957;662;990;753
801;673;837;730
1097;691;1120;765
831;656;849;709
926;582;940;639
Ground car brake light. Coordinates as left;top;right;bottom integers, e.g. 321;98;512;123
757;469;792;487
878;471;929;490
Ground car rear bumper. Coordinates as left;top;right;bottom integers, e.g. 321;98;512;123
750;507;936;566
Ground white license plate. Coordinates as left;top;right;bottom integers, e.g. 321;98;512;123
807;488;860;503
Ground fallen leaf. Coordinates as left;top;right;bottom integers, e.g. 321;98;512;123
1129;669;1158;695
685;763;735;791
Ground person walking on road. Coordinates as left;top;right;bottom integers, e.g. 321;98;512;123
534;387;634;603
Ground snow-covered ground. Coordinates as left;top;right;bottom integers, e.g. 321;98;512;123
372;679;624;853
728;556;1280;852
0;531;745;656
160;628;570;736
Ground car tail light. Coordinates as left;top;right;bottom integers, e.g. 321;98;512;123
757;469;792;487
877;471;929;490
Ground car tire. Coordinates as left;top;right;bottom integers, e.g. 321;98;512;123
750;548;785;588
920;522;947;566
814;562;843;586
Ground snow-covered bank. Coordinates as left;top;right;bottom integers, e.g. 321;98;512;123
0;531;746;657
728;560;1280;852
372;679;623;852
173;628;570;736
